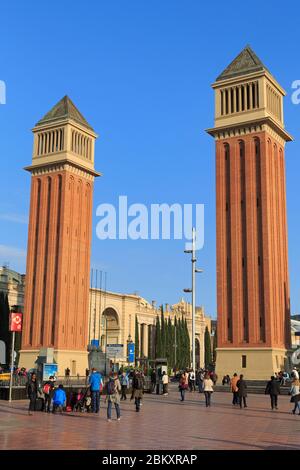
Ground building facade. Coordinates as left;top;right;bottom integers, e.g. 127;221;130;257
88;289;210;368
0;266;25;309
19;97;100;374
207;46;292;379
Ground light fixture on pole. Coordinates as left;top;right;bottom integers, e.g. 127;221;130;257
183;227;203;372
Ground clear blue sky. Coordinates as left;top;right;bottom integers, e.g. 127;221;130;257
1;0;300;318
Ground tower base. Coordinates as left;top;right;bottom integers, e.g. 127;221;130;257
18;349;89;376
215;347;290;381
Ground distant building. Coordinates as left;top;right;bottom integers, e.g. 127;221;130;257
0;265;25;310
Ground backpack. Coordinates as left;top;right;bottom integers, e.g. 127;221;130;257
107;379;116;395
43;383;51;395
135;376;143;390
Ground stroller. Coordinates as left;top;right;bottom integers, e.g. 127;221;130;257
71;386;91;412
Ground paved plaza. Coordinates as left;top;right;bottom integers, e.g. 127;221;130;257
1;385;299;450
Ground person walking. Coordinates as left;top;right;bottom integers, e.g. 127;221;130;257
131;371;144;412
120;371;129;400
52;384;66;414
290;378;300;415
203;373;214;407
179;371;189;402
265;376;280;410
106;373;121;421
197;369;204;393
151;369;157;393
26;372;38;416
43;375;55;413
88;368;103;414
189;370;196;392
237;374;247;408
162;371;169;396
230;373;239;406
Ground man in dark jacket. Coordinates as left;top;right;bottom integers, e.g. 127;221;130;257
237;374;247;408
265;376;280;410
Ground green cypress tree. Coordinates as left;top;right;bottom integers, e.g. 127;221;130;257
160;307;166;358
166;317;173;367
204;326;212;368
174;316;178;369
135;315;139;365
155;315;161;358
184;318;190;368
212;327;217;364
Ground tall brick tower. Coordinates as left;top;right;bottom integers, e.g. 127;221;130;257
207;47;292;379
19;96;100;375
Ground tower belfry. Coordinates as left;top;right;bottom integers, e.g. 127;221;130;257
19;96;100;374
207;46;292;379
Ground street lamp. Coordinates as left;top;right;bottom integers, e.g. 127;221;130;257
183;227;203;372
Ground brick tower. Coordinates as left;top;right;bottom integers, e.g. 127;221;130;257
207;47;292;379
19;96;100;375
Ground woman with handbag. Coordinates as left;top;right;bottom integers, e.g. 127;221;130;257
290;378;300;415
179;371;189;402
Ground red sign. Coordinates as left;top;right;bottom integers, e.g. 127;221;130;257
10;312;23;332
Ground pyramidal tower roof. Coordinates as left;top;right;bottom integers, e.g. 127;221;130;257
216;45;270;82
35;95;94;131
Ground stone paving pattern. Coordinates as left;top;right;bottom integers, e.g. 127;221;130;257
1;385;299;450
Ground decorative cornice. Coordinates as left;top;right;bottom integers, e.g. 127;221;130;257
24;160;101;180
206;117;292;144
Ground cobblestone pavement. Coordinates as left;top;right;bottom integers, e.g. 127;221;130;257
1;385;299;450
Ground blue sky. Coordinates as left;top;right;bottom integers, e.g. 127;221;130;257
0;0;300;318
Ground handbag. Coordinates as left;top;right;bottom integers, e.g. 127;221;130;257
290;395;295;403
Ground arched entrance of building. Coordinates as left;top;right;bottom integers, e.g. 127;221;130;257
100;307;120;350
195;338;200;369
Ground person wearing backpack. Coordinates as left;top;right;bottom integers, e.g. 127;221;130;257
88;368;103;414
106;373;121;421
43;376;55;413
131;370;144;412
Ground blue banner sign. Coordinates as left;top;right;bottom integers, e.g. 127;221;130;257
127;342;135;362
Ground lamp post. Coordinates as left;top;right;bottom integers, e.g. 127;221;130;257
183;227;203;372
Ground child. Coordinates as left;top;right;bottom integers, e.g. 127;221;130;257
73;389;84;412
52;384;66;414
84;390;92;412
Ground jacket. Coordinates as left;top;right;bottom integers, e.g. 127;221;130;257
290;384;300;397
265;379;280;396
26;380;38;398
120;375;129;387
107;378;121;404
237;379;247;397
89;372;103;392
53;388;66;406
203;378;214;392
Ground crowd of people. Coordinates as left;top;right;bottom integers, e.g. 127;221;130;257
23;364;300;419
25;367;146;421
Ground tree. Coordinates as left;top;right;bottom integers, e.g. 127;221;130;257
135;315;139;365
204;326;212;368
212;327;217;364
160;307;166;357
155;315;162;358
